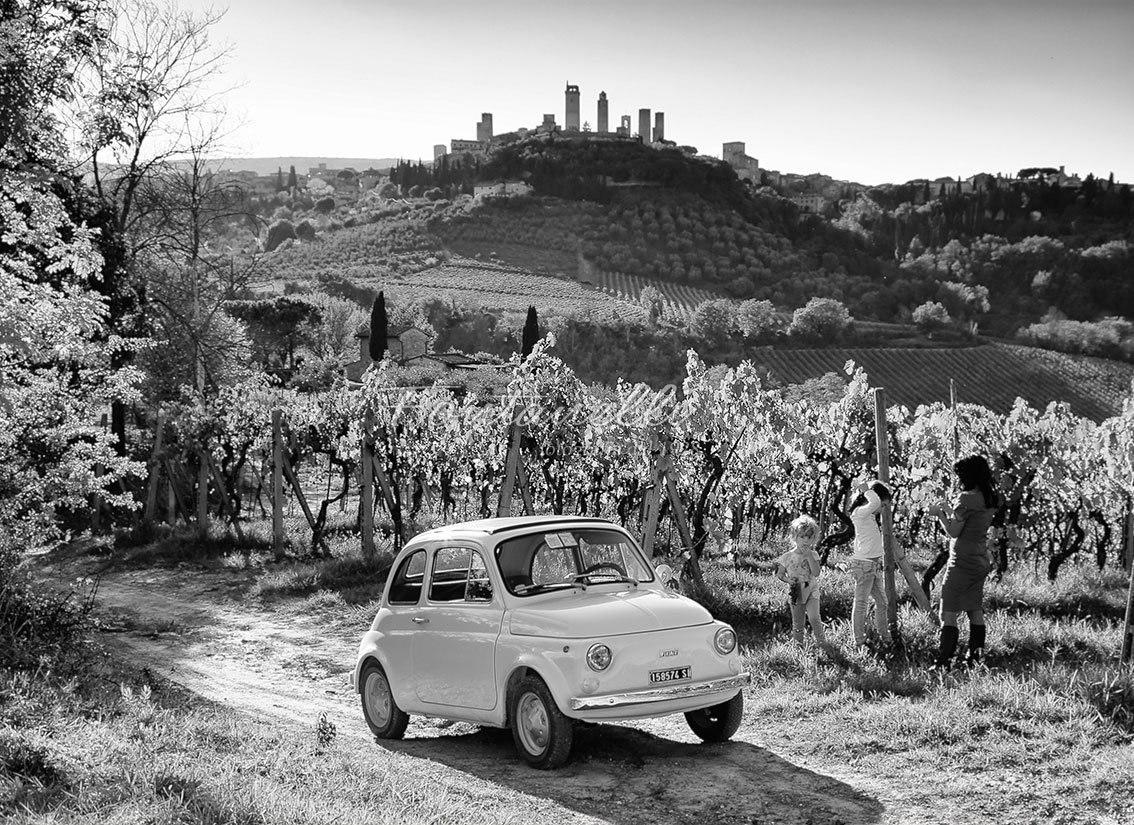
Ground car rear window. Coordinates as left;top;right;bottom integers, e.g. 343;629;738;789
388;549;426;604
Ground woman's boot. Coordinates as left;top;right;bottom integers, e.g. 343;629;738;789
967;624;986;666
935;625;959;668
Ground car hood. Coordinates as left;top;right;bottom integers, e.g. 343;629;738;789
508;588;714;638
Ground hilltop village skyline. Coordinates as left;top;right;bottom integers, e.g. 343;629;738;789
210;80;1119;216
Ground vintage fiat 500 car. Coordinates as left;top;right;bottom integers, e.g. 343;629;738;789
352;515;750;769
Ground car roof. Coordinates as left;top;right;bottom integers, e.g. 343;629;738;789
410;515;620;543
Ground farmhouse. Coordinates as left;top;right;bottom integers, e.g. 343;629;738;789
344;325;491;383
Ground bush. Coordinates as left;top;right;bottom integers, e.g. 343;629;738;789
295;219;317;242
314;197;335;215
0;574;93;671
264;219;297;253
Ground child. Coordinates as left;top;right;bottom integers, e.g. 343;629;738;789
774;514;826;645
848;479;894;648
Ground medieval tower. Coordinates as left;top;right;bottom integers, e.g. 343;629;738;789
653;112;665;142
476;113;493;143
565;83;580;132
597;91;609;134
638;108;651;142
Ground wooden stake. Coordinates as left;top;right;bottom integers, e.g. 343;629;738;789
1123;500;1134;662
1123;553;1134;663
360;416;375;558
272;409;285;559
874;388;939;633
640;434;666;556
497;419;523;517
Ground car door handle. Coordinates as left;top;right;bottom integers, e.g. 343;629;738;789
412;617;429;624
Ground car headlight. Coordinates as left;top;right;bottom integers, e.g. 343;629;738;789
586;643;612;671
714;627;737;655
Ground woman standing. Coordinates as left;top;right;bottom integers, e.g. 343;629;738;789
848;480;894;648
928;454;1002;668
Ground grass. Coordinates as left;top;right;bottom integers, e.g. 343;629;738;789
0;666;527;824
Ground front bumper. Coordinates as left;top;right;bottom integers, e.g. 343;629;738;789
568;673;750;711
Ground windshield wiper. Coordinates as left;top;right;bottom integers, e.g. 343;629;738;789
513;582;578;596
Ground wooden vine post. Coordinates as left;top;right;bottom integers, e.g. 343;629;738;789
873;389;901;638
497;417;523;518
360;412;376;559
1123;500;1134;662
873;388;938;636
639;432;667;557
272;409;285;559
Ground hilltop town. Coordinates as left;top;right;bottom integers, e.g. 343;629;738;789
210;80;1110;221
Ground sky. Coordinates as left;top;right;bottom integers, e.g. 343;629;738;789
185;0;1134;186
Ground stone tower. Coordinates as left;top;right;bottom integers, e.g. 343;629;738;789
653;112;665;143
638;108;650;143
565;83;580;132
476;113;493;143
597;91;609;134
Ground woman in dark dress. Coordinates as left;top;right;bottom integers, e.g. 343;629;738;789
929;454;1002;668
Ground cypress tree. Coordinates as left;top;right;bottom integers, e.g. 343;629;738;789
369;292;388;362
287;165;298;190
521;305;539;357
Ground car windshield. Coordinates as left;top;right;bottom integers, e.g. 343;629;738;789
495;527;655;596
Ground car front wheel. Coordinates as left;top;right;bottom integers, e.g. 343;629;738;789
510;675;573;769
360;661;409;739
685;691;743;742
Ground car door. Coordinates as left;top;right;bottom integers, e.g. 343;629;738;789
412;545;502;710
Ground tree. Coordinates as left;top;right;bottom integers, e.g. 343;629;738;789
912;301;951;334
73;0;234;261
639;285;665;327
737;298;777;339
788;297;853;341
688;299;736;349
287;165;298;191
521;305;540;357
1;0;143;557
369;292;388;362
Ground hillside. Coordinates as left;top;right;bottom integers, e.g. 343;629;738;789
747;342;1134;422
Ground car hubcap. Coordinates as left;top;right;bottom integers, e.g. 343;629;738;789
516;693;549;754
365;671;392;727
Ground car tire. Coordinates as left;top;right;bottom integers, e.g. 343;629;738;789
684;691;743;742
510;675;574;769
360;660;409;740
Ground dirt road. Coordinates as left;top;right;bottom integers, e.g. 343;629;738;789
38;550;929;825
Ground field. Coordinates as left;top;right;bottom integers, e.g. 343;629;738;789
589;269;720;323
749;342;1134;421
380;257;649;323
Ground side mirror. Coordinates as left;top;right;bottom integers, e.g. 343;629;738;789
654;563;674;584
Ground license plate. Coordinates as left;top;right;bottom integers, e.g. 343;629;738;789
649;666;691;683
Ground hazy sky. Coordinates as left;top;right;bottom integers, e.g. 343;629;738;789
189;0;1134;185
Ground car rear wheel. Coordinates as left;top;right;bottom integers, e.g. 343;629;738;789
360;661;409;739
685;691;743;742
510;675;573;769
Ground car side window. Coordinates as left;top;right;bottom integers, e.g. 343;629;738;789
466;550;492;602
429;546;471;602
388;549;426;604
